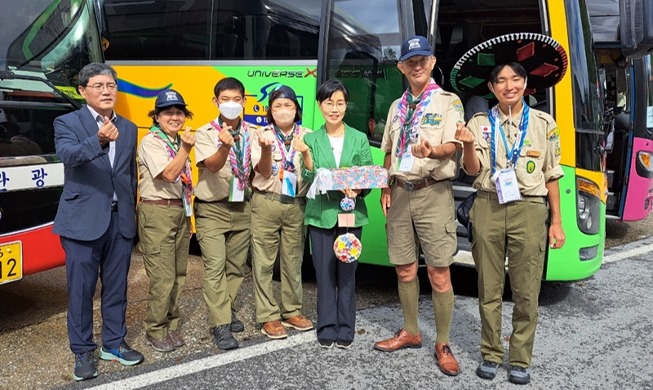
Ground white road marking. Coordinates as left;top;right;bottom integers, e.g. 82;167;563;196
88;331;316;390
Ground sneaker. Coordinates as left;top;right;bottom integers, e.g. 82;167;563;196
281;314;314;331
335;340;352;349
318;339;335;349
213;324;239;350
231;309;245;333
73;351;98;381
508;365;531;385
476;360;500;380
261;320;288;339
145;334;175;352
99;342;144;366
168;330;185;347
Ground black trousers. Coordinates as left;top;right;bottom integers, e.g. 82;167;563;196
308;225;361;343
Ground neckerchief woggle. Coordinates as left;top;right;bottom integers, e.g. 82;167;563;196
273;124;300;174
488;100;530;178
395;78;441;161
149;125;193;217
210;119;251;191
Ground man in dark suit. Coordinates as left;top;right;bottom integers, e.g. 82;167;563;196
53;62;143;382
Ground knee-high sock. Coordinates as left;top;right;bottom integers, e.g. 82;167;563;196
433;289;454;344
398;279;420;334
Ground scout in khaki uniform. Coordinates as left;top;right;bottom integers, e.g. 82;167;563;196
373;36;462;377
452;33;568;385
250;86;314;340
137;89;195;353
194;77;256;350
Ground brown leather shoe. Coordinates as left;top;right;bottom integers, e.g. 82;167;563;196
373;329;422;352
434;343;460;376
261;320;288;339
145;335;175;352
281;315;314;331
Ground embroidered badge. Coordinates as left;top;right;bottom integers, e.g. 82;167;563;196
481;125;491;141
524;140;532;147
422;113;442;126
526;149;541;158
547;127;560;141
555;144;561;157
271;162;279;176
392;114;399;123
526;160;536;174
452;99;464;113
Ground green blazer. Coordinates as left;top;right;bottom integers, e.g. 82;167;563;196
302;123;374;229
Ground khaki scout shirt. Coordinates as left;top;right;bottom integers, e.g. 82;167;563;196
137;132;183;200
194;120;258;202
381;90;463;180
251;125;312;197
463;106;564;196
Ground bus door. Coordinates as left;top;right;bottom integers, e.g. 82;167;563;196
619;54;653;221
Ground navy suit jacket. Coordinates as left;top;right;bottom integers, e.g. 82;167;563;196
53;106;137;241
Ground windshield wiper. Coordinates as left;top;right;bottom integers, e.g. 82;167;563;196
0;70;82;110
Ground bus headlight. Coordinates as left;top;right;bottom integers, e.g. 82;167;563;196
577;177;601;235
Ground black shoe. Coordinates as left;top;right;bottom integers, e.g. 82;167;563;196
99;342;144;366
231;309;245;333
508;365;531;385
213;324;239;350
476;360;500;380
73;351;98;381
318;338;334;349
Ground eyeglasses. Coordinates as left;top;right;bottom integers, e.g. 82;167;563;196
85;83;118;92
322;101;347;111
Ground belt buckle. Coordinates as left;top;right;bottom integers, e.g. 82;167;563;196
403;181;414;191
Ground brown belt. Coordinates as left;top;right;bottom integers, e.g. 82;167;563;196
392;177;441;191
141;199;183;207
254;190;305;205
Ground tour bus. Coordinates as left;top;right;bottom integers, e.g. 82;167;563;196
588;0;653;222
0;0;103;285
95;0;648;282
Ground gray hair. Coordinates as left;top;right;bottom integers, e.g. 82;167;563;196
77;63;117;87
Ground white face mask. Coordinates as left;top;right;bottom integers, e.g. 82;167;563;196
272;109;296;126
219;101;243;120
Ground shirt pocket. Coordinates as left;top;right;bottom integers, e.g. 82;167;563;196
516;148;545;184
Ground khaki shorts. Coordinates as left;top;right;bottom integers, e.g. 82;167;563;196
386;180;457;267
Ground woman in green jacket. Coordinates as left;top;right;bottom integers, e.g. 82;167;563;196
298;79;373;349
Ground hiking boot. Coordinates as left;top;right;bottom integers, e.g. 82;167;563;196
281;314;314;331
99;342;144;366
231;309;245;333
213;324;239;350
476;360;500;380
168;330;185;347
261;320;288;339
145;334;175;352
508;365;531;385
73;351;98;381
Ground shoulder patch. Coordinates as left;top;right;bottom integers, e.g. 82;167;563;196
547;127;560;141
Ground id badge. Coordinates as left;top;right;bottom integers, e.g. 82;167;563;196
282;171;297;197
338;213;356;227
398;151;415;172
229;177;245;202
494;168;522;204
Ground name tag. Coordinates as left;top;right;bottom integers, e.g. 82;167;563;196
493;168;522;204
526;149;541;158
398;151;415;172
229;178;245;202
282;171;297;197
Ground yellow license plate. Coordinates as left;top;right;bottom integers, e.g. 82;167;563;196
0;241;23;285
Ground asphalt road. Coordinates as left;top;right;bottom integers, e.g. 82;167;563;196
0;217;651;389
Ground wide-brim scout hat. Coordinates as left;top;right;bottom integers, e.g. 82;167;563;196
450;32;568;97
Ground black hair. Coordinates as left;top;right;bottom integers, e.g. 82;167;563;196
213;77;245;99
78;62;117;88
148;106;194;126
266;88;302;125
488;62;528;84
316;79;349;103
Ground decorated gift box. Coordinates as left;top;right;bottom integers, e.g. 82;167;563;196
307;165;388;198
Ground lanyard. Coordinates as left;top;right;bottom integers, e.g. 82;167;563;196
488;102;530;176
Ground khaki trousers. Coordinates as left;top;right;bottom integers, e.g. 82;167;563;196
137;203;190;339
250;192;305;323
195;201;251;327
470;191;548;367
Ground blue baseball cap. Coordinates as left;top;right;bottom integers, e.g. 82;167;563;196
155;89;186;108
400;36;433;61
